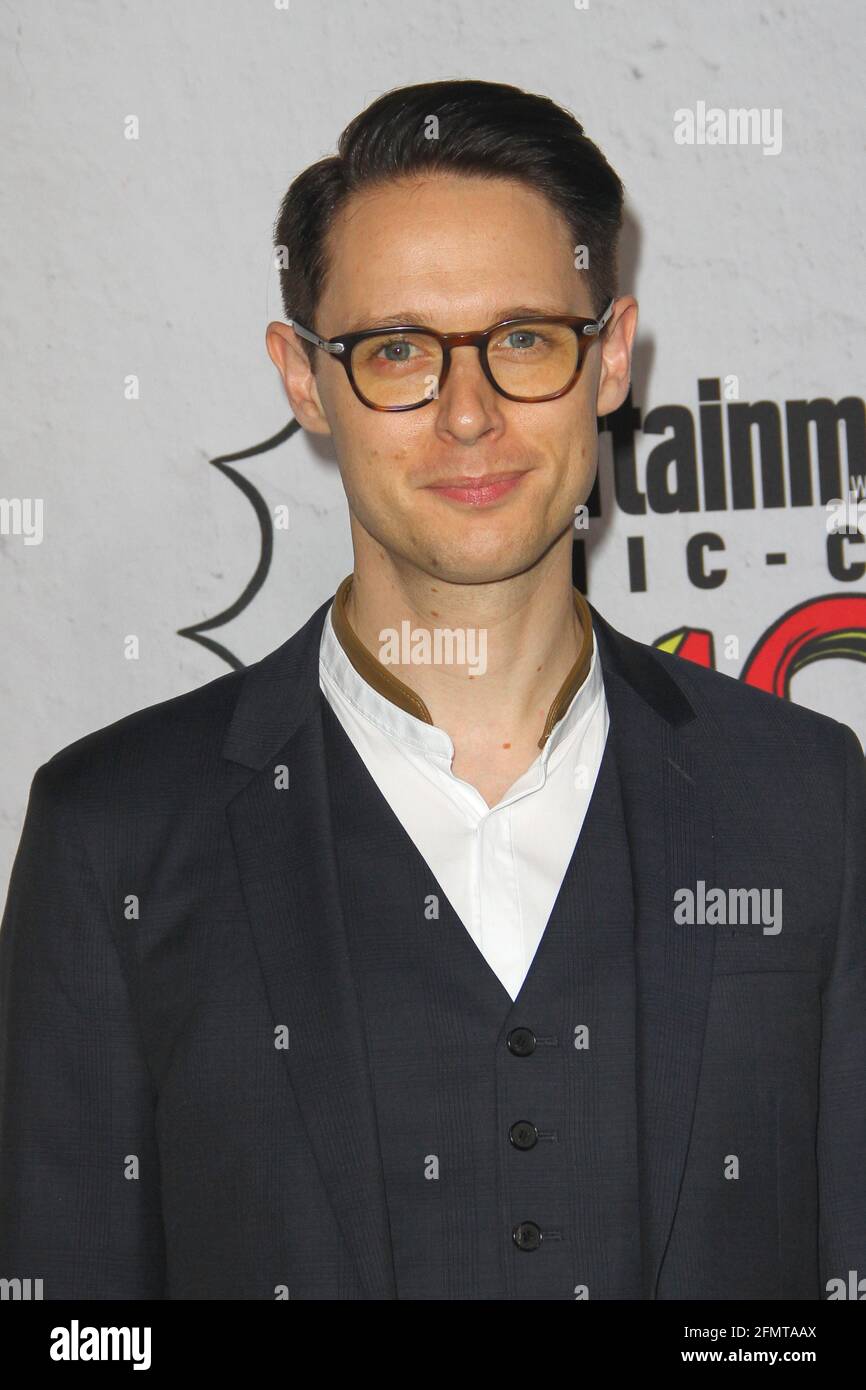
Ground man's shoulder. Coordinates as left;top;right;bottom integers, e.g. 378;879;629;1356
35;595;333;801
36;665;247;801
604;615;861;761
601;623;864;859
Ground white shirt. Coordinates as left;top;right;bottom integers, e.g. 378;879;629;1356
318;600;609;1001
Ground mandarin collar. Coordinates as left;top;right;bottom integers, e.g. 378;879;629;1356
325;573;595;752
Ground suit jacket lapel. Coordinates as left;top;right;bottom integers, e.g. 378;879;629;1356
591;606;717;1298
222;597;397;1299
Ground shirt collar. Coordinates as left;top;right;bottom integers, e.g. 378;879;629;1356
320;572;597;760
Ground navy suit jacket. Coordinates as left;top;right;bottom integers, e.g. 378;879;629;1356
1;595;864;1298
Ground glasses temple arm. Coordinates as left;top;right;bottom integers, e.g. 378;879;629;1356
287;319;345;354
583;297;616;336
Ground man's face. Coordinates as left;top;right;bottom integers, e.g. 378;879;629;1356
268;173;636;586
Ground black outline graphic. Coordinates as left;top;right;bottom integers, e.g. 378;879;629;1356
177;420;300;669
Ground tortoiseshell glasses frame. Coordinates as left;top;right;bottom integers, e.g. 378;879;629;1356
287;296;615;411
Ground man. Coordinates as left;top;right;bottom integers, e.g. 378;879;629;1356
1;79;863;1301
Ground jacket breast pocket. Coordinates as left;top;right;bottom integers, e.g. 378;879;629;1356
711;925;822;975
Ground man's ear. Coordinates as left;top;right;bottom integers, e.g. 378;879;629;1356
595;296;638;419
265;322;332;436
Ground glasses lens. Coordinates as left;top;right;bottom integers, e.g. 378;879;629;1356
486;320;579;399
351;331;444;408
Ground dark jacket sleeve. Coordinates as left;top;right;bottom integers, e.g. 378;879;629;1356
0;759;166;1298
818;723;866;1294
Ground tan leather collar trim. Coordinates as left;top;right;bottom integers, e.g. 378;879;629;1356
331;574;593;750
331;575;433;726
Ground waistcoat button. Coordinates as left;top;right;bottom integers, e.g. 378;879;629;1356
509;1120;539;1150
512;1221;543;1251
506;1027;536;1056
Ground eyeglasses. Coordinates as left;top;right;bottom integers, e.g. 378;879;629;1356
287;297;615;411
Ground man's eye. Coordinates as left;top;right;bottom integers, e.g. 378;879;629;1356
503;331;539;350
376;339;416;362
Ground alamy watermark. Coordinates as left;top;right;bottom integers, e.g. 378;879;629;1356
674;101;782;156
0;1275;43;1299
826;1270;866;1299
0;497;43;544
826;489;866;537
674;880;782;934
379;623;487;676
49;1320;151;1370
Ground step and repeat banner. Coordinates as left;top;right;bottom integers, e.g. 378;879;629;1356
1;0;863;887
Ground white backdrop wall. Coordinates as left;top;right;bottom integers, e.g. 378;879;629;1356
1;0;864;889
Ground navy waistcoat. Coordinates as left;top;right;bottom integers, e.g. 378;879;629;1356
321;693;643;1299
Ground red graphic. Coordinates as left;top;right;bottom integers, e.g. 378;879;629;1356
654;594;866;698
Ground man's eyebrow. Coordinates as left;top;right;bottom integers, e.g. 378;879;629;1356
340;305;575;332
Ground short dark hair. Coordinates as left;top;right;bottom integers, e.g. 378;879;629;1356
273;79;625;366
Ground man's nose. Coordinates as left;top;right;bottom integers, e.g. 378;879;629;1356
433;344;503;441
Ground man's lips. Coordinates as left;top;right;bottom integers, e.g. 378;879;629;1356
424;470;529;507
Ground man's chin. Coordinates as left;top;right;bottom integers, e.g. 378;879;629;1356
398;542;550;589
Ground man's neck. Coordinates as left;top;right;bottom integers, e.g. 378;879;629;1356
342;538;585;781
